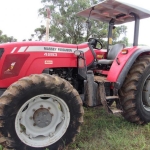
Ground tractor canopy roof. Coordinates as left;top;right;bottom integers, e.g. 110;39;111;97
77;0;150;24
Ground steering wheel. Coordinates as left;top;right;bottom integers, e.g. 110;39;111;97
88;38;103;49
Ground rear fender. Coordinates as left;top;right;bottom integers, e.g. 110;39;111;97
107;46;150;89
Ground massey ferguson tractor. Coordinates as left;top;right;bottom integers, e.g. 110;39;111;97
0;0;150;149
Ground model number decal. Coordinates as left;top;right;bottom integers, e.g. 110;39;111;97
44;53;57;56
45;60;53;64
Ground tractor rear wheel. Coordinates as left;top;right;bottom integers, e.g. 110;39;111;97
0;74;84;150
119;55;150;125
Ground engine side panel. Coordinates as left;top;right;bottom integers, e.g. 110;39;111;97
0;42;95;88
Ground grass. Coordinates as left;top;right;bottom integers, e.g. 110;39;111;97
1;107;150;150
68;107;150;150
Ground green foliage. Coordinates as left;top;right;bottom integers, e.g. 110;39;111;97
0;145;3;150
112;25;128;46
33;25;46;41
0;30;17;43
32;0;128;46
68;107;150;150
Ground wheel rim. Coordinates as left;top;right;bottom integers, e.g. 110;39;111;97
15;94;70;148
142;75;150;111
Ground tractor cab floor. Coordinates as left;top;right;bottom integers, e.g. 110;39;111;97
94;76;108;83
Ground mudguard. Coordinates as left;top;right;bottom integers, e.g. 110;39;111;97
107;46;150;89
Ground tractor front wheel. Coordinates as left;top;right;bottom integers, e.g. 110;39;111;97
0;74;84;150
120;55;150;124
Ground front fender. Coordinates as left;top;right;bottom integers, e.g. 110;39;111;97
107;46;150;89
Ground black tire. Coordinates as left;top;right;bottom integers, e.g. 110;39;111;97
0;74;84;150
119;55;150;125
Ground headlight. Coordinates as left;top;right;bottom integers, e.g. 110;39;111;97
74;50;81;56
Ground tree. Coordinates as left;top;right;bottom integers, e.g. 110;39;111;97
0;30;17;43
32;0;128;46
112;25;128;46
32;25;46;41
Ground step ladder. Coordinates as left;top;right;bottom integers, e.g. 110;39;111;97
94;76;123;114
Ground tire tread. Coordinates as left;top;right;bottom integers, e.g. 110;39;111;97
120;55;150;124
0;74;84;149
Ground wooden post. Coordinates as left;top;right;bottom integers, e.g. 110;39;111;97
45;8;50;42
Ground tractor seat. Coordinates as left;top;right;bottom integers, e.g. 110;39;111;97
98;43;125;65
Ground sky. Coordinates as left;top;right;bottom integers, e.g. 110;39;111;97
0;0;150;45
0;0;42;40
123;0;150;46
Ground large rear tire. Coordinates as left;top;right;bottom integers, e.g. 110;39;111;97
119;55;150;124
0;74;84;150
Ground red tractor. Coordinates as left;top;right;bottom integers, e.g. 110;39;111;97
0;0;150;149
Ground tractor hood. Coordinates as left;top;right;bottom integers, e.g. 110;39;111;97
76;0;150;24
